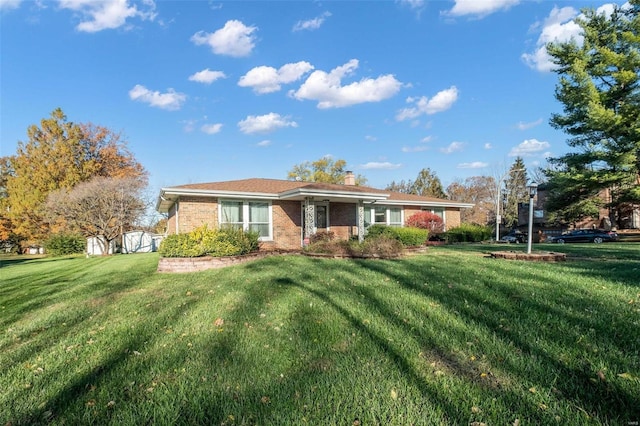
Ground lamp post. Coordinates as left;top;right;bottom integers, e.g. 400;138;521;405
527;183;538;254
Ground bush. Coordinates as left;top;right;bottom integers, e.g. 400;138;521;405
158;225;260;258
365;225;428;247
304;235;403;258
444;223;492;243
44;233;85;256
309;231;336;244
406;211;444;235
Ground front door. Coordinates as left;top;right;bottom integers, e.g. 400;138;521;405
315;204;328;233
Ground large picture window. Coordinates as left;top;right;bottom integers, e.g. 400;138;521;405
220;200;272;240
365;205;404;228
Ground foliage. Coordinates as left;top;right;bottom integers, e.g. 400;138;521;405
386;168;447;198
304;235;404;258
46;176;147;256
444;223;492;243
159;225;259;258
288;156;367;185
546;2;640;226
4;109;147;246
1;245;638;424
365;224;428;247
309;230;336;244
446;175;496;225
502;157;529;228
406;211;444;234
43;233;85;256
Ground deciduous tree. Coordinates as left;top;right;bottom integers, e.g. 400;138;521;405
46;176;147;255
546;1;640;226
446;176;496;225
288;157;367;185
5;109;147;246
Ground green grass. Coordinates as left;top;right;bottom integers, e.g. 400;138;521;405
1;245;639;425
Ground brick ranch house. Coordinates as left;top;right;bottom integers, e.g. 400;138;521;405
156;173;474;250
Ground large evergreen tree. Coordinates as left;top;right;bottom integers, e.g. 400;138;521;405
502;157;529;228
545;1;640;226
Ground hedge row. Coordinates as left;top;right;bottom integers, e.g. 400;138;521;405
366;224;429;247
443;223;492;243
159;225;259;258
43;233;85;256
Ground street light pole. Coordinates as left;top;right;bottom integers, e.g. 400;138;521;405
527;183;538;254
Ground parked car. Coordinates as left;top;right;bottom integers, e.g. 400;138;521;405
500;230;527;243
548;229;618;244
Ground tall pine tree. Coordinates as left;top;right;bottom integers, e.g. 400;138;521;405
546;1;640;226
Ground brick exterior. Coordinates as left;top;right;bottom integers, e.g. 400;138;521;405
166;197;463;249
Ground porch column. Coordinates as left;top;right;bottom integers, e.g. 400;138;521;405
357;200;365;242
304;197;315;241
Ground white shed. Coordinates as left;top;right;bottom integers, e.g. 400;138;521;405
122;231;163;253
86;236;115;255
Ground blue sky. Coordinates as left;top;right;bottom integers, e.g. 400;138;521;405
0;0;624;194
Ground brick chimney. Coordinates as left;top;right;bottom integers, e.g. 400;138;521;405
344;171;356;186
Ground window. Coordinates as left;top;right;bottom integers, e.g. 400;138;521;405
220;200;272;240
364;205;403;227
422;207;444;219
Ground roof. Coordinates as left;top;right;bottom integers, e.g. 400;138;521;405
156;178;474;213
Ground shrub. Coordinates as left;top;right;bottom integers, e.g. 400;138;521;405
392;227;429;246
406;211;444;235
309;231;336;244
158;225;259;258
365;225;428;247
304;235;403;258
44;233;85;256
444;223;492;243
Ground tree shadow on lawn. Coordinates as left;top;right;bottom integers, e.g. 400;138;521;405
357;256;640;423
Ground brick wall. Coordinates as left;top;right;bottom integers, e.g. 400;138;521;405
166;196;218;234
271;200;302;250
330;203;356;240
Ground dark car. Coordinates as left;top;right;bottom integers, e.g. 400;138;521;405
500;230;527;243
548;229;618;244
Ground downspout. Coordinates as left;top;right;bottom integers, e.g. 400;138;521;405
175;201;179;234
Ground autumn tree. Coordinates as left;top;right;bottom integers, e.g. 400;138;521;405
288;157;367;185
446;176;496;224
387;168;447;198
46;176;147;255
5;108;147;246
545;1;640;226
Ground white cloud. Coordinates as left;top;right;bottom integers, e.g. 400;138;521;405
401;146;429;153
509;138;551;157
522;6;581;72
238;113;298;134
239;61;314;94
128;84;186;110
365;135;377;141
290;59;402;109
191;20;257;57
396;86;459;121
0;0;22;11
58;0;156;32
484;143;493;149
516;118;543;130
398;0;424;9
201;123;223;134
446;0;519;18
257;140;272;147
293;11;331;32
457;161;488;169
421;136;433;143
188;69;226;84
440;141;465;154
359;162;402;170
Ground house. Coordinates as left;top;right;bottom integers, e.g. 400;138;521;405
156;173;474;250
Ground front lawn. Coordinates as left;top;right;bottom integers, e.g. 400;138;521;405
1;245;639;425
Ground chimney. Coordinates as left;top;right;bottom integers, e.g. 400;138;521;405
344;171;356;186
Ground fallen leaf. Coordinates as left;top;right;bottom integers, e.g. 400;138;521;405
471;406;482;414
597;370;606;381
214;318;224;327
390;389;398;400
617;372;635;380
528;387;537;394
